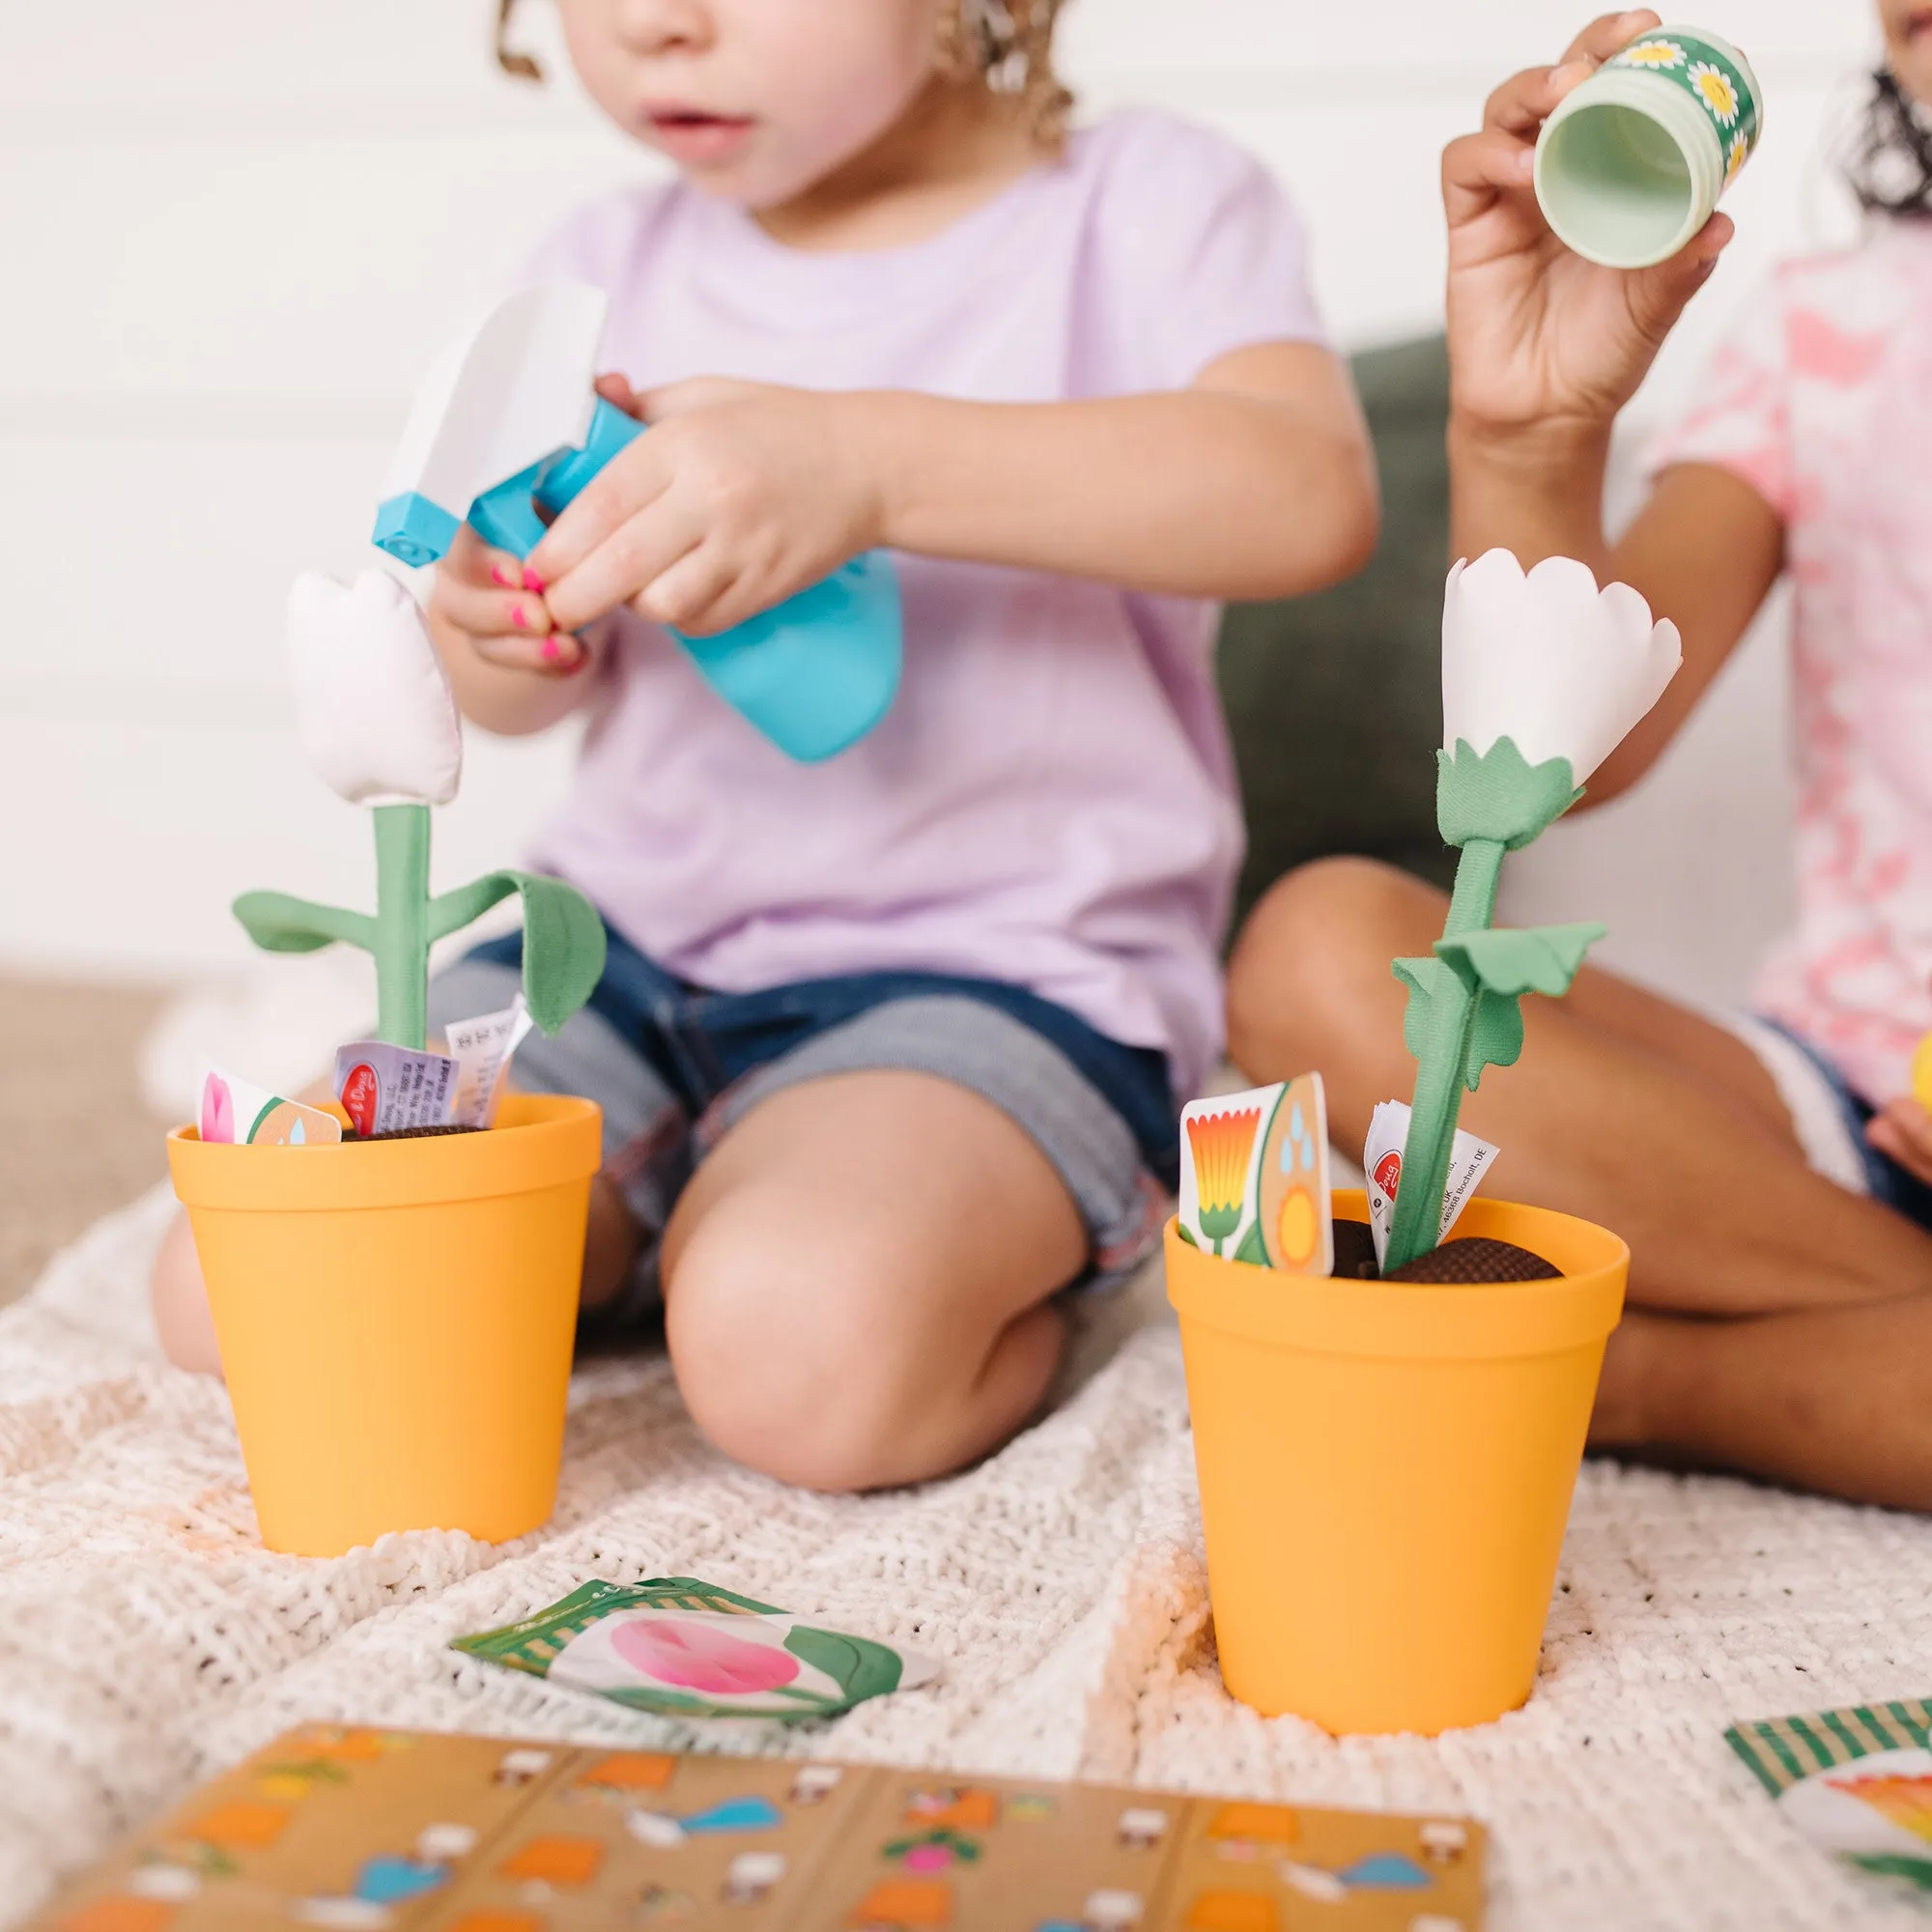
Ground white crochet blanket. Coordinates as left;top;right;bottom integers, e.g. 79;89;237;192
6;1186;1932;1932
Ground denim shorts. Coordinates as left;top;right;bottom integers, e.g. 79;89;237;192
427;921;1178;1329
1743;1015;1932;1231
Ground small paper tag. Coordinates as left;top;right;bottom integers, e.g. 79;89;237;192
333;1041;458;1137
1363;1099;1499;1268
1255;1074;1333;1275
198;1065;343;1147
1180;1075;1332;1272
444;994;534;1129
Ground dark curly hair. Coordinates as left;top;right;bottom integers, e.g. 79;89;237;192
1848;69;1932;216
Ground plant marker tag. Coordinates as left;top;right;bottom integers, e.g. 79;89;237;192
1364;1099;1498;1270
1255;1074;1333;1275
1179;1086;1274;1261
333;1041;458;1137
198;1065;343;1147
444;993;534;1128
451;1577;939;1722
1179;1077;1333;1271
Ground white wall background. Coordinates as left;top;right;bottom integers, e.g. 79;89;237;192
2;2;1885;1015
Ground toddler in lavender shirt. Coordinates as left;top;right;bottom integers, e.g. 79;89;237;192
152;0;1378;1492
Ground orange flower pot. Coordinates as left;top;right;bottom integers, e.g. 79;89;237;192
1166;1188;1626;1735
166;1094;601;1557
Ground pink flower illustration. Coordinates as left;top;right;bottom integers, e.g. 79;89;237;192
201;1073;236;1145
610;1617;801;1695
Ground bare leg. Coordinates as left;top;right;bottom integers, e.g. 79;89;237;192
1226;857;1932;1507
661;1068;1086;1492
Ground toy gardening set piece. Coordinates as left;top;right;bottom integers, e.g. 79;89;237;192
1729;1695;1932;1905
1167;550;1680;1737
30;1720;1487;1932
166;566;611;1560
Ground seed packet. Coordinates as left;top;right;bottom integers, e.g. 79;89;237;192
451;1577;940;1723
198;1065;343;1147
1178;1076;1331;1272
444;993;534;1128
333;1040;458;1136
1362;1099;1499;1269
1728;1696;1932;1898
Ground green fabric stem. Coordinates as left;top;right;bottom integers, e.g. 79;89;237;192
1384;835;1503;1272
373;803;433;1050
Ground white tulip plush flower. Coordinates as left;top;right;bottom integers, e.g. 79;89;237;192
287;569;462;808
1440;550;1682;784
1382;550;1682;1273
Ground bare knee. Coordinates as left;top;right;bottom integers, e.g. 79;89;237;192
663;1216;936;1492
150;1211;224;1377
1226;856;1443;1090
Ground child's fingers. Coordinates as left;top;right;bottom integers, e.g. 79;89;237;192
444;523;544;596
1443;128;1539;228
1560;10;1661;70
1482;65;1566;137
526;437;673;592
542;504;703;635
635;546;741;635
471;630;590;676
429;567;556;644
593;370;643;417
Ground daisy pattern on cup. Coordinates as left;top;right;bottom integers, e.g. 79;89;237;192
1618;38;1685;69
1689;60;1740;125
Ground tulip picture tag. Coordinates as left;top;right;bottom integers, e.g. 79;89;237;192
1364;1099;1498;1270
452;1577;938;1722
1179;1076;1332;1271
198;1065;344;1148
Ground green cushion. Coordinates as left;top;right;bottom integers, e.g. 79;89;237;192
1216;334;1455;932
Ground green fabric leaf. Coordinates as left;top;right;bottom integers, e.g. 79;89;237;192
1436;738;1581;849
1393;954;1455;1063
427;873;521;944
428;870;608;1036
1463;987;1526;1090
1435;922;1606;1000
232;891;377;955
784;1624;903;1703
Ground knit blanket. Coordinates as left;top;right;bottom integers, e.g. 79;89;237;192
5;1185;1932;1930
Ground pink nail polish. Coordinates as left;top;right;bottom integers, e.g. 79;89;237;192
523;567;546;594
540;638;561;664
491;565;515;589
510;605;528;630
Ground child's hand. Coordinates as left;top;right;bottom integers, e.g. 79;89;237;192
527;375;883;639
1868;1097;1932;1191
426;526;591;677
1443;10;1734;440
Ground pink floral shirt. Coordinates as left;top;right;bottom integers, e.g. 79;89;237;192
1650;222;1932;1103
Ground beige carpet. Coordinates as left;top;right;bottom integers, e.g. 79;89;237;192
0;975;170;1308
8;1185;1932;1931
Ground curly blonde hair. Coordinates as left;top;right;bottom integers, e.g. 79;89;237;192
495;0;1071;144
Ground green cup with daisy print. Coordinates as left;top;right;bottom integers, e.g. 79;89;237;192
1535;25;1763;269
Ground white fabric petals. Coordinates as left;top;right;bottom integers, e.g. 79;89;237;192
1440;550;1682;783
287;570;463;808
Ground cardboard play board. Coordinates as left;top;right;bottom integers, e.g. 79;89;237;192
31;1724;1486;1930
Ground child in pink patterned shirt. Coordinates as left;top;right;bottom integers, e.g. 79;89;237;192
1229;5;1932;1512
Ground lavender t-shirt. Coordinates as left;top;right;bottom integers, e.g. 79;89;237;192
523;111;1326;1095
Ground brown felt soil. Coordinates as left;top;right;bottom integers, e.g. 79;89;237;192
1328;1219;1560;1284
